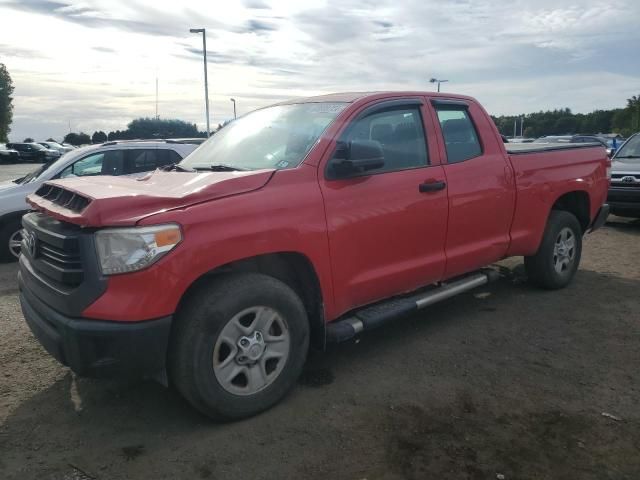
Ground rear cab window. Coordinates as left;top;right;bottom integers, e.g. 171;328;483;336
435;105;482;163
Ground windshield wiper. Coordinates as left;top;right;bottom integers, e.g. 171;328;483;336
159;162;195;172
615;155;640;159
192;164;248;172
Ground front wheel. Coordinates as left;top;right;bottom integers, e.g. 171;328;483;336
0;220;22;263
169;273;309;420
525;210;583;289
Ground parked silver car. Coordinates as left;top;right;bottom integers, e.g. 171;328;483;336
608;133;640;218
38;141;75;154
0;140;200;261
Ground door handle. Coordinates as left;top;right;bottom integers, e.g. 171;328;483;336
419;181;446;193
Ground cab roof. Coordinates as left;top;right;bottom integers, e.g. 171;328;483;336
275;91;475;105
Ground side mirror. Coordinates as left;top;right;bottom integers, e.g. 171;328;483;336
328;140;385;179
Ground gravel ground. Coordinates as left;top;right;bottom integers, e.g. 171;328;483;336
0;216;639;479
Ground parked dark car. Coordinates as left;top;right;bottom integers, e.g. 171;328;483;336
0;143;20;163
6;143;59;163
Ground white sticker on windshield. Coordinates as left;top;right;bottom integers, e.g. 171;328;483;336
277;160;290;169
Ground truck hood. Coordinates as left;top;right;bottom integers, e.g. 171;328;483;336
26;169;275;227
611;157;640;173
0;179;20;192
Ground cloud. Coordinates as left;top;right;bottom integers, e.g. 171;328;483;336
1;0;640;141
243;0;270;9
246;19;278;33
0;44;47;59
92;46;116;53
3;0;191;37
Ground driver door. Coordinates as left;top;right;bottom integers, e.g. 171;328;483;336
319;99;449;316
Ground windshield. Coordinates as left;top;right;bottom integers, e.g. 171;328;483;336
16;149;79;184
181;102;347;171
615;135;640;160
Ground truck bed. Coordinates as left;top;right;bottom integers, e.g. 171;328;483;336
506;143;604;155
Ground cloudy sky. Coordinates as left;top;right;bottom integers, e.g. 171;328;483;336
0;0;638;141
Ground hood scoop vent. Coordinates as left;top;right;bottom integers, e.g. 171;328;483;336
35;184;92;213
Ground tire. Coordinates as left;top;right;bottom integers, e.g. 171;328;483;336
169;273;310;420
0;219;23;263
525;210;582;289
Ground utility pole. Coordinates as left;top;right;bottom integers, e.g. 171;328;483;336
190;28;211;136
513;119;517;138
155;77;159;120
429;77;449;92
521;116;525;137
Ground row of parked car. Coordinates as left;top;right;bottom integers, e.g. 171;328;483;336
533;135;625;157
0;139;202;261
0;140;77;163
509;134;625;158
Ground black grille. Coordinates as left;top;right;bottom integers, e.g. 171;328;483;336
20;212;108;317
611;174;640;188
37;241;83;286
35;184;91;212
23;214;84;288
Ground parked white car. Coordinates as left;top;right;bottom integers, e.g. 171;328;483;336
0;140;200;261
38;141;75;154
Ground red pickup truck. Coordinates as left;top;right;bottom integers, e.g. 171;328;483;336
19;92;610;419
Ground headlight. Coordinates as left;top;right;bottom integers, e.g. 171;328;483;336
95;224;182;275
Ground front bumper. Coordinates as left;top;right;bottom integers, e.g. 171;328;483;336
607;186;640;216
19;272;172;377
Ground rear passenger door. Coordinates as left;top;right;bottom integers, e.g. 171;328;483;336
431;99;516;278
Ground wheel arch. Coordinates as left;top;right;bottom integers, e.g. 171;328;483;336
177;252;326;349
0;209;30;227
551;190;591;233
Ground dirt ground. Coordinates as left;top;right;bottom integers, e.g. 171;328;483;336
0;215;639;479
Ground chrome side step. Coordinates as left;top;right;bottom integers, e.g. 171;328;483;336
326;269;499;343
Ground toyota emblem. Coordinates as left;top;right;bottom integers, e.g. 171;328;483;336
621;176;636;183
23;229;37;257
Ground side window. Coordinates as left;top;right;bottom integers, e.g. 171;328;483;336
435;107;482;163
156;149;183;168
341;106;428;173
59;150;124;178
126;149;159;173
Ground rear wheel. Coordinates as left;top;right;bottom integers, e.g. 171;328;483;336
170;273;309;420
525;210;582;289
0;220;22;263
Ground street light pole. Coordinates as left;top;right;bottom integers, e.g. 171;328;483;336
190;28;210;136
230;98;237;119
429;77;449;92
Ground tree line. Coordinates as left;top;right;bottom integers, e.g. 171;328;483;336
62;117;209;146
492;94;640;138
